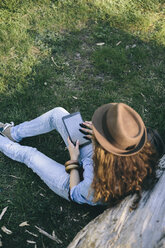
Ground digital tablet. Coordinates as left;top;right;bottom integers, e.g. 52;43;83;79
62;112;91;147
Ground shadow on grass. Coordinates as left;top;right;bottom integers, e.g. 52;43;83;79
0;20;165;248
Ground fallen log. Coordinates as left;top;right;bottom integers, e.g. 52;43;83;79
68;155;165;248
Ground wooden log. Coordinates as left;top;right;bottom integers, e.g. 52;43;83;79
68;155;165;248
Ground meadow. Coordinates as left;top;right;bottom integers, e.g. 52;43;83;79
0;0;164;247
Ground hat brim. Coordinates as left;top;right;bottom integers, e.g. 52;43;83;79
92;103;147;156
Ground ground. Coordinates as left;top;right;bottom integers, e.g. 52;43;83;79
0;1;165;247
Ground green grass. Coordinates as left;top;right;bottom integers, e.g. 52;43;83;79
0;0;165;247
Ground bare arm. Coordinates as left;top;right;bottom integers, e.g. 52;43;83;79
70;169;80;189
67;137;80;189
67;121;93;190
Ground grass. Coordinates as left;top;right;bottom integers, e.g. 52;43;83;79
0;0;165;247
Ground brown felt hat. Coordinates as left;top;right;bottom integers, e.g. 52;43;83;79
92;103;147;156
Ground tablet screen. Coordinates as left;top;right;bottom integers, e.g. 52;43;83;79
62;112;91;146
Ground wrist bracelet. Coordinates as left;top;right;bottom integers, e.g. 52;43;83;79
65;164;79;173
65;160;79;167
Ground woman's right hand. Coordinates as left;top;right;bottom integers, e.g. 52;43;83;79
79;121;93;140
67;137;80;161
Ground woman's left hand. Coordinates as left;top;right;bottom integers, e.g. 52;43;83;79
79;121;93;140
67;137;80;161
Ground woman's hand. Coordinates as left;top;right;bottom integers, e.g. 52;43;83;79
79;121;93;140
67;137;80;161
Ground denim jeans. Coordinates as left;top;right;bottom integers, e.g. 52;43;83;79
0;107;93;201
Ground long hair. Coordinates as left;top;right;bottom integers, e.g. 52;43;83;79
92;136;158;204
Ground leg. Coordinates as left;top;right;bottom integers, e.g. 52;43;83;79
11;106;94;161
11;107;70;145
0;135;70;200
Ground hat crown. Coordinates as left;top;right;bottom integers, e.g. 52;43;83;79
106;103;143;150
92;102;147;156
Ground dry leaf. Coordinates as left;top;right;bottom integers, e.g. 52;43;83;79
40;193;45;197
52;230;55;237
72;96;78;99
19;221;30;227
96;42;105;46
73;218;79;222
0;206;8;220
27;240;36;244
1;226;12;235
116;41;122;46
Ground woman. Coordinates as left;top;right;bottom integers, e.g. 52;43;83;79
0;103;158;206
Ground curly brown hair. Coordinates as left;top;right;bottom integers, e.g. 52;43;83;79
92;136;158;204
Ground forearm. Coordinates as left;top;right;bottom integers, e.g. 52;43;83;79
70;169;80;189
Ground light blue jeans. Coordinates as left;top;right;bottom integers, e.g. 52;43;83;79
0;107;93;201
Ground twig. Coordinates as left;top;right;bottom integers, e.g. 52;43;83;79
7;213;12;225
82;212;89;218
0;207;8;220
51;57;61;68
38;186;46;192
35;226;62;244
116;41;122;46
0;238;2;247
0;234;2;246
9;175;21;179
25;229;38;237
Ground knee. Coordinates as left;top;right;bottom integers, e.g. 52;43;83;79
52;107;68;114
51;107;69;123
4;142;38;164
45;107;70;131
21;146;38;164
11;144;37;162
